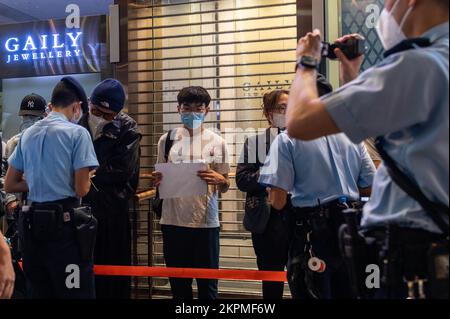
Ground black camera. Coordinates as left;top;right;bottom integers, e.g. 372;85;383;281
322;38;366;60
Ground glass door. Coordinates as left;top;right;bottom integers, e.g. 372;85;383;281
325;0;385;87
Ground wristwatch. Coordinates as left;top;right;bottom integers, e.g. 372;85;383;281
295;56;319;71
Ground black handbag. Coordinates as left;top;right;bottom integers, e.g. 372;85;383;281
243;194;271;234
243;128;274;234
152;130;174;218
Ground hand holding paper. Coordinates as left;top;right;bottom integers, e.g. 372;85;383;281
197;169;227;186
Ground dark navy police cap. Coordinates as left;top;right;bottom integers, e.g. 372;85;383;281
61;76;89;113
90;79;126;113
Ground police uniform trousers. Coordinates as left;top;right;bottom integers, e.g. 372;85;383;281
20;199;95;299
287;201;353;299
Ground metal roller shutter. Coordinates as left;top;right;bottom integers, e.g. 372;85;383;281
127;0;303;299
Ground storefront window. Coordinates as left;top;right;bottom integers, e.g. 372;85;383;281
340;0;384;71
325;0;384;87
0;0;114;25
0;1;113;139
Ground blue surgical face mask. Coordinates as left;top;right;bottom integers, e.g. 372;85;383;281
180;112;205;129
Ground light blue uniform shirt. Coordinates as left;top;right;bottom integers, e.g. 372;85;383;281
9;112;99;203
258;132;376;208
323;23;449;234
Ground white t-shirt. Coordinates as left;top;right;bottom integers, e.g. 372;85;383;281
157;127;230;228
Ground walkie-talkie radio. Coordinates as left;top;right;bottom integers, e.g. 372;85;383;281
322;38;367;60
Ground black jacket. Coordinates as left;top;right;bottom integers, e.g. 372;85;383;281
236;130;272;197
79;113;142;204
237;129;294;233
236;129;293;199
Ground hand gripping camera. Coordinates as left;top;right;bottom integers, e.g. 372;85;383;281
322;37;367;60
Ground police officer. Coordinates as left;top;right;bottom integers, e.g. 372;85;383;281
4;76;99;299
259;76;376;299
287;0;448;299
79;79;141;299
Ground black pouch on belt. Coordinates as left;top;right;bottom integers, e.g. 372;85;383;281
31;203;64;241
72;206;98;262
428;240;449;299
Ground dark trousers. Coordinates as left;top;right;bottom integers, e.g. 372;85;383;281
22;223;95;299
161;225;220;300
252;211;290;299
288;226;352;299
287;206;352;300
92;198;131;299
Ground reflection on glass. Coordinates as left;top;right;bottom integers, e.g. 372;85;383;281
340;0;384;70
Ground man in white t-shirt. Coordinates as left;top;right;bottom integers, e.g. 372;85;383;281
153;87;230;300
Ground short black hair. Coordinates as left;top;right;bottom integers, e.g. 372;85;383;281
51;81;80;108
177;86;211;107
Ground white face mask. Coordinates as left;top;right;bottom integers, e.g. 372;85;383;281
376;0;414;51
88;113;110;140
271;113;286;129
70;106;83;124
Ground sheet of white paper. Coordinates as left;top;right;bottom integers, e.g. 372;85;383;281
155;163;209;199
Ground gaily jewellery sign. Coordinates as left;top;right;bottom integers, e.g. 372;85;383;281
0;16;107;78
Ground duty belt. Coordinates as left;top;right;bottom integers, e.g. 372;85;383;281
24;197;80;223
292;199;363;224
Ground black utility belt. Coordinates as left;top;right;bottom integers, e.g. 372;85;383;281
293;199;363;222
26;198;80;222
20;198;91;239
21;201;79;240
19;199;98;262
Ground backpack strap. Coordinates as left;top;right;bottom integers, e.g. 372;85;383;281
164;130;174;163
375;138;449;238
265;128;272;156
254;128;278;166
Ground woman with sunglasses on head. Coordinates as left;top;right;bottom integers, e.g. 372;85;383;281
236;90;293;299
